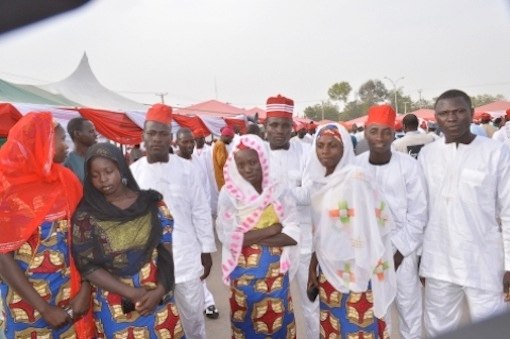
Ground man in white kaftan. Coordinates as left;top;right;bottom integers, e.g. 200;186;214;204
418;90;510;337
356;104;427;339
131;104;217;339
392;113;436;159
176;128;219;319
264;94;320;339
492;108;510;147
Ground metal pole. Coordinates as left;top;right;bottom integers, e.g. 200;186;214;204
384;76;404;114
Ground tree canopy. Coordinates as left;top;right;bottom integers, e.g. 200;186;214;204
303;79;506;122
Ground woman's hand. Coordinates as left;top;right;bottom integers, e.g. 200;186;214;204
69;281;91;319
269;223;283;236
308;252;319;290
135;285;165;315
127;287;147;304
40;304;71;328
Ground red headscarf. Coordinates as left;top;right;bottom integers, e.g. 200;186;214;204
0;112;82;251
0;113;93;337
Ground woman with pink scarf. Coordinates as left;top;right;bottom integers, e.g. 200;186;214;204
216;134;300;339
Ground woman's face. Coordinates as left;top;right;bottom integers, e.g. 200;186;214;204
234;148;263;189
316;134;344;175
89;157;123;197
53;125;69;163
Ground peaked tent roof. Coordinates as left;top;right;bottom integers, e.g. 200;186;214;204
38;53;147;111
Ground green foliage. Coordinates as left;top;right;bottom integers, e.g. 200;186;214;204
317;78;506;122
471;94;506;107
304;100;340;121
358;79;389;105
328;82;352;103
339;100;371;121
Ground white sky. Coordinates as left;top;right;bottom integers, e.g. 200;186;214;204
1;0;509;115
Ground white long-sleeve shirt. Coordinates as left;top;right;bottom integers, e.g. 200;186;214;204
268;142;312;253
355;151;427;256
191;153;212;206
418;136;510;292
131;156;217;284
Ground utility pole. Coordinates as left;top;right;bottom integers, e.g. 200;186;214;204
404;101;410;114
383;76;405;114
418;89;423;108
155;92;168;104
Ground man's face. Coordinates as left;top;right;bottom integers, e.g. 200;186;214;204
53;125;69;163
195;136;205;149
435;97;473;143
143;121;171;162
77;120;97;147
364;123;394;154
177;132;195;159
266;117;293;149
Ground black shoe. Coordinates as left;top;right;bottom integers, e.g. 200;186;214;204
204;305;219;319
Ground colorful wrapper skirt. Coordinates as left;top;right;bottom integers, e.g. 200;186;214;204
229;244;296;339
319;272;389;339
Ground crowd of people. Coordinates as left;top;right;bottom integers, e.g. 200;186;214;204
0;89;509;338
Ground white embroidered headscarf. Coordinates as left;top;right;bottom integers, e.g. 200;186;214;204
217;134;295;284
305;123;396;319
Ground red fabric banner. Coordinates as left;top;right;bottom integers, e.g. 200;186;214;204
79;108;142;145
0;103;22;137
224;118;247;134
173;114;211;136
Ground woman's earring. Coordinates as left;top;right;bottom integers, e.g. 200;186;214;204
121;177;128;186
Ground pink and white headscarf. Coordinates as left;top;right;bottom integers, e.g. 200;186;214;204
217;134;293;284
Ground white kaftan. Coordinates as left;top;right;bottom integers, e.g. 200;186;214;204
131;155;216;339
418;136;510;335
356;151;427;339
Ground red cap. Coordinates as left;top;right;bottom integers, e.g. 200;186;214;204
366;104;396;130
294;121;306;132
506;108;510;119
146;103;172;124
394;120;403;131
266;94;294;119
480;112;491;123
193;128;206;138
221;126;235;137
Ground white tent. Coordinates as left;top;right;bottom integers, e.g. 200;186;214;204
38;53;147;111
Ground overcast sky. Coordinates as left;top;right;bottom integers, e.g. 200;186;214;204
1;0;509;115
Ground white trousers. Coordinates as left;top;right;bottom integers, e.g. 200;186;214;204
175;278;206;339
294;252;320;339
424;277;508;337
394;252;423;339
202;280;216;309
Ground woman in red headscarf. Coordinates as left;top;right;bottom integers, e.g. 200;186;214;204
0;112;94;338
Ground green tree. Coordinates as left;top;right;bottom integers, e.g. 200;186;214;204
471;94;506;107
328;81;352;103
304;100;340;121
339;101;370;121
388;89;416;114
358;79;389;105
